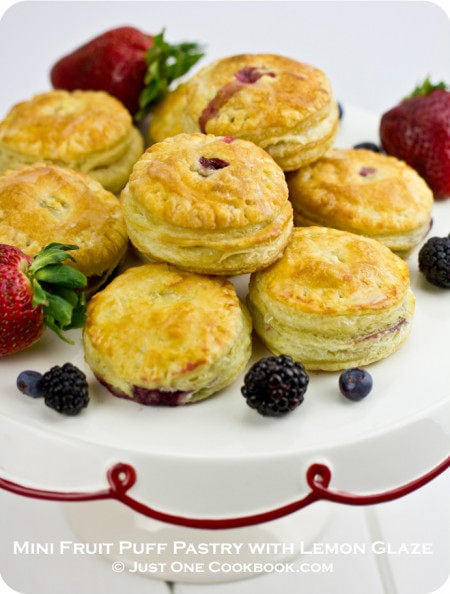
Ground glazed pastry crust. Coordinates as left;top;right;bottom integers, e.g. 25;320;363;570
149;54;339;171
84;263;252;403
248;226;415;370
287;149;433;252
0;90;144;192
0;163;128;278
121;133;293;275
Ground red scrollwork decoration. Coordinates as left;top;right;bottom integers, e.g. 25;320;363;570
0;457;448;529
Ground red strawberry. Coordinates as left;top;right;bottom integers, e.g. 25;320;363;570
0;243;87;357
51;27;152;115
380;78;450;199
50;27;204;118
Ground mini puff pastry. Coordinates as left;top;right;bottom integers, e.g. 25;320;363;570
149;54;339;171
0;90;144;193
287;149;433;254
121;133;293;275
248;226;415;371
84;263;252;405
0;163;128;291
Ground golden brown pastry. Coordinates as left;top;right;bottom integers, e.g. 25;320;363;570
84;263;252;405
0;90;144;193
149;54;339;171
121;133;293;275
0;163;128;291
287;148;433;254
248;226;415;370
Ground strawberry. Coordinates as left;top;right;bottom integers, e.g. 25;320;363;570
50;27;204;118
0;243;87;357
380;78;450;199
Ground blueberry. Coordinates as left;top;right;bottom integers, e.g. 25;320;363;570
17;370;43;398
353;142;382;153
338;102;344;120
339;368;372;401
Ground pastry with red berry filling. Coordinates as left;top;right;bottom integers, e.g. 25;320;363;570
83;263;252;405
248;227;415;371
287;148;433;255
149;54;339;171
121;133;293;275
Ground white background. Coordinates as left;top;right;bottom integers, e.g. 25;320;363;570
0;0;449;116
0;1;449;594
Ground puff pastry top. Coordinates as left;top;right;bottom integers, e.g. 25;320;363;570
0;163;128;276
150;54;335;144
85;264;247;385
0;90;132;162
251;226;411;315
287;149;433;234
125;133;289;230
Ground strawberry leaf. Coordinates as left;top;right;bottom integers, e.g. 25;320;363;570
43;293;74;327
43;315;74;344
31;278;49;307
28;242;88;341
35;263;87;289
408;76;447;99
29;243;78;274
66;294;87;330
51;286;79;308
135;29;204;120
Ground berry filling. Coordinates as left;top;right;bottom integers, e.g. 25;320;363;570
96;375;192;406
197;156;230;176
199;66;276;132
221;136;235;143
359;166;377;177
353;318;406;343
199;156;230;170
234;66;275;84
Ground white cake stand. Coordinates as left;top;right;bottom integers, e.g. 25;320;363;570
0;107;449;583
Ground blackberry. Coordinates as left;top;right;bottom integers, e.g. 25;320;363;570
338;102;344;120
40;362;89;415
241;355;309;417
339;368;372;401
418;234;450;288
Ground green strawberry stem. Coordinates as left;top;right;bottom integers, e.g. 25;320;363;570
135;29;204;121
408;76;447;99
28;243;87;343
